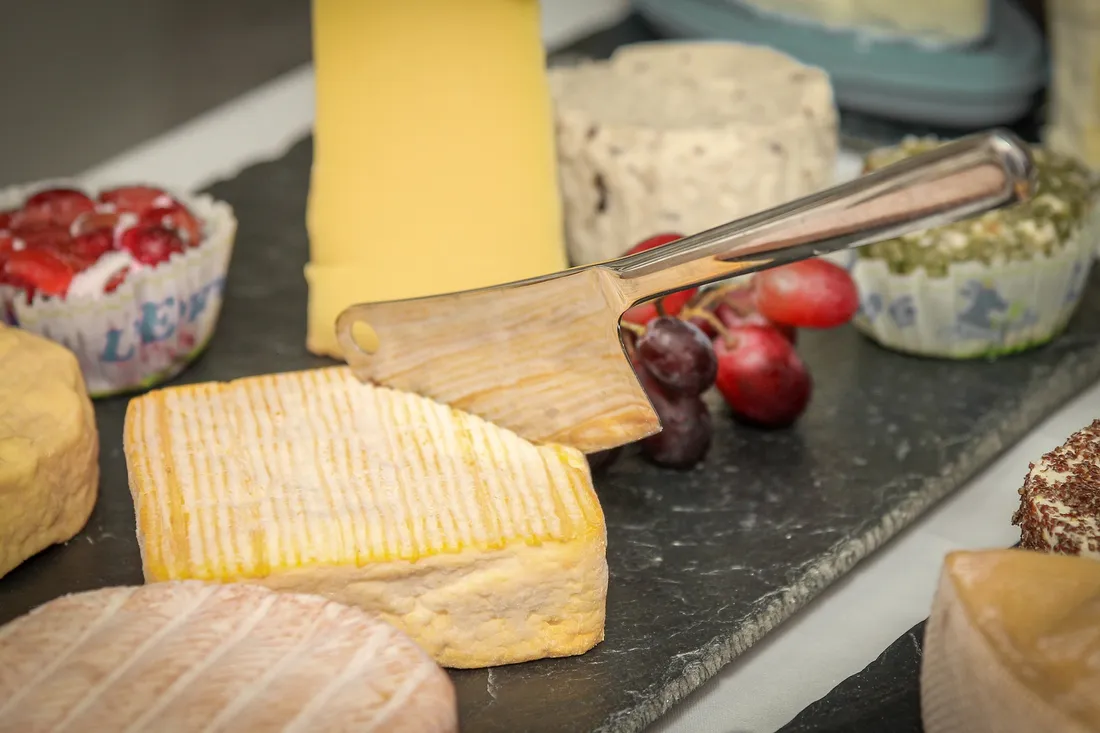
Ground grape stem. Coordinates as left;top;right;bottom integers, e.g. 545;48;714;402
681;306;736;347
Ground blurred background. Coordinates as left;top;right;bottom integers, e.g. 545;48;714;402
0;0;1064;189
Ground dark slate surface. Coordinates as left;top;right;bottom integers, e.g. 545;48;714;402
777;621;926;733
3;139;1100;733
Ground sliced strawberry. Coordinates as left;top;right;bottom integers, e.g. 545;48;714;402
71;210;123;237
17;223;72;254
99;185;170;215
104;268;129;293
14;188;95;229
120;225;184;265
69;229;115;266
3;249;74;296
0;210;13;230
140;202;201;245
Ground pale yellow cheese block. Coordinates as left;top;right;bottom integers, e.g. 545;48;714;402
306;0;568;358
0;582;458;731
922;549;1100;733
0;325;98;579
123;367;607;669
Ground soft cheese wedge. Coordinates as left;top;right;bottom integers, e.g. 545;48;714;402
922;549;1100;733
0;325;98;579
124;367;608;668
0;582;458;731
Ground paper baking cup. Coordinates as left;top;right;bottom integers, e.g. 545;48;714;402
0;180;236;396
827;220;1098;360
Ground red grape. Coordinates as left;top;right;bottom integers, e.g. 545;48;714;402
753;259;858;329
638;367;713;469
714;325;812;428
587;447;622;474
636;316;717;396
621;233;697;325
714;301;797;344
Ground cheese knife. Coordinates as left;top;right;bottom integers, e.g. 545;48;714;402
337;130;1035;454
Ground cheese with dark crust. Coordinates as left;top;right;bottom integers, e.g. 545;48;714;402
1012;419;1100;558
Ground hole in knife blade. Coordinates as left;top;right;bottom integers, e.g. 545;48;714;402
349;320;380;355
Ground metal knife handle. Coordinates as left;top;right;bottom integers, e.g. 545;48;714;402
608;129;1035;306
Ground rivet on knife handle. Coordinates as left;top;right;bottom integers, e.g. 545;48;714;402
336;130;1035;454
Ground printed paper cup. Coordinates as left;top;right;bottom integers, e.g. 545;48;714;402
0;180;236;396
828;218;1097;359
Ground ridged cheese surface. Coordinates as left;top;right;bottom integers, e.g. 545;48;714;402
0;582;457;732
124;367;608;668
921;549;1100;733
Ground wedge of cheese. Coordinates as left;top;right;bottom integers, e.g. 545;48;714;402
922;549;1100;733
124;367;607;668
0;582;458;731
0;325;98;579
305;0;568;359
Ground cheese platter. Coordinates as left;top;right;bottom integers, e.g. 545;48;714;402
3;7;1100;733
3;137;1100;731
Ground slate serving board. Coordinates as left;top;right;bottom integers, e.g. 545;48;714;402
3;140;1100;733
778;621;927;733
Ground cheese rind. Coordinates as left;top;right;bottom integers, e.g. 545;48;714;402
0;325;98;579
0;582;458;731
921;549;1100;733
306;0;567;359
124;367;608;668
550;42;837;265
1046;0;1100;170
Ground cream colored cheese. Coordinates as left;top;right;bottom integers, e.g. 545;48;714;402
0;325;98;578
922;550;1100;733
124;366;608;669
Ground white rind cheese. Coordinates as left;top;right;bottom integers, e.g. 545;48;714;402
731;0;991;46
123;367;608;669
921;550;1100;733
0;325;98;579
549;41;838;266
0;582;459;732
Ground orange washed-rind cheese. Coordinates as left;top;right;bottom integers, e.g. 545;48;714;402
123;367;607;668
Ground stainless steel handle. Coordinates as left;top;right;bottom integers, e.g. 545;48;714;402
608;129;1035;306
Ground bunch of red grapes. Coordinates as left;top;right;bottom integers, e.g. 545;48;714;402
594;233;860;472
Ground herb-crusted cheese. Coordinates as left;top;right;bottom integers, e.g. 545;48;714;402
859;137;1098;277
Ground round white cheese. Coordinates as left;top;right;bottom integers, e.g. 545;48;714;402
0;582;459;732
549;41;838;266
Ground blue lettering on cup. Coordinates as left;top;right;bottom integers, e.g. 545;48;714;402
140;297;177;343
100;327;136;362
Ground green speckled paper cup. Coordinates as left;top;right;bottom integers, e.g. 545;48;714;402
830;225;1096;359
828;138;1100;360
0;180;236;396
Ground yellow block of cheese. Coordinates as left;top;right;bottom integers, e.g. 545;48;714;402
306;0;568;358
123;367;607;668
922;549;1100;733
0;325;98;578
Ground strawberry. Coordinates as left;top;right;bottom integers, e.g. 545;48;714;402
69;230;115;266
13;188;95;229
140;202;201;245
120;225;184;265
98;186;170;215
3;249;74;296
